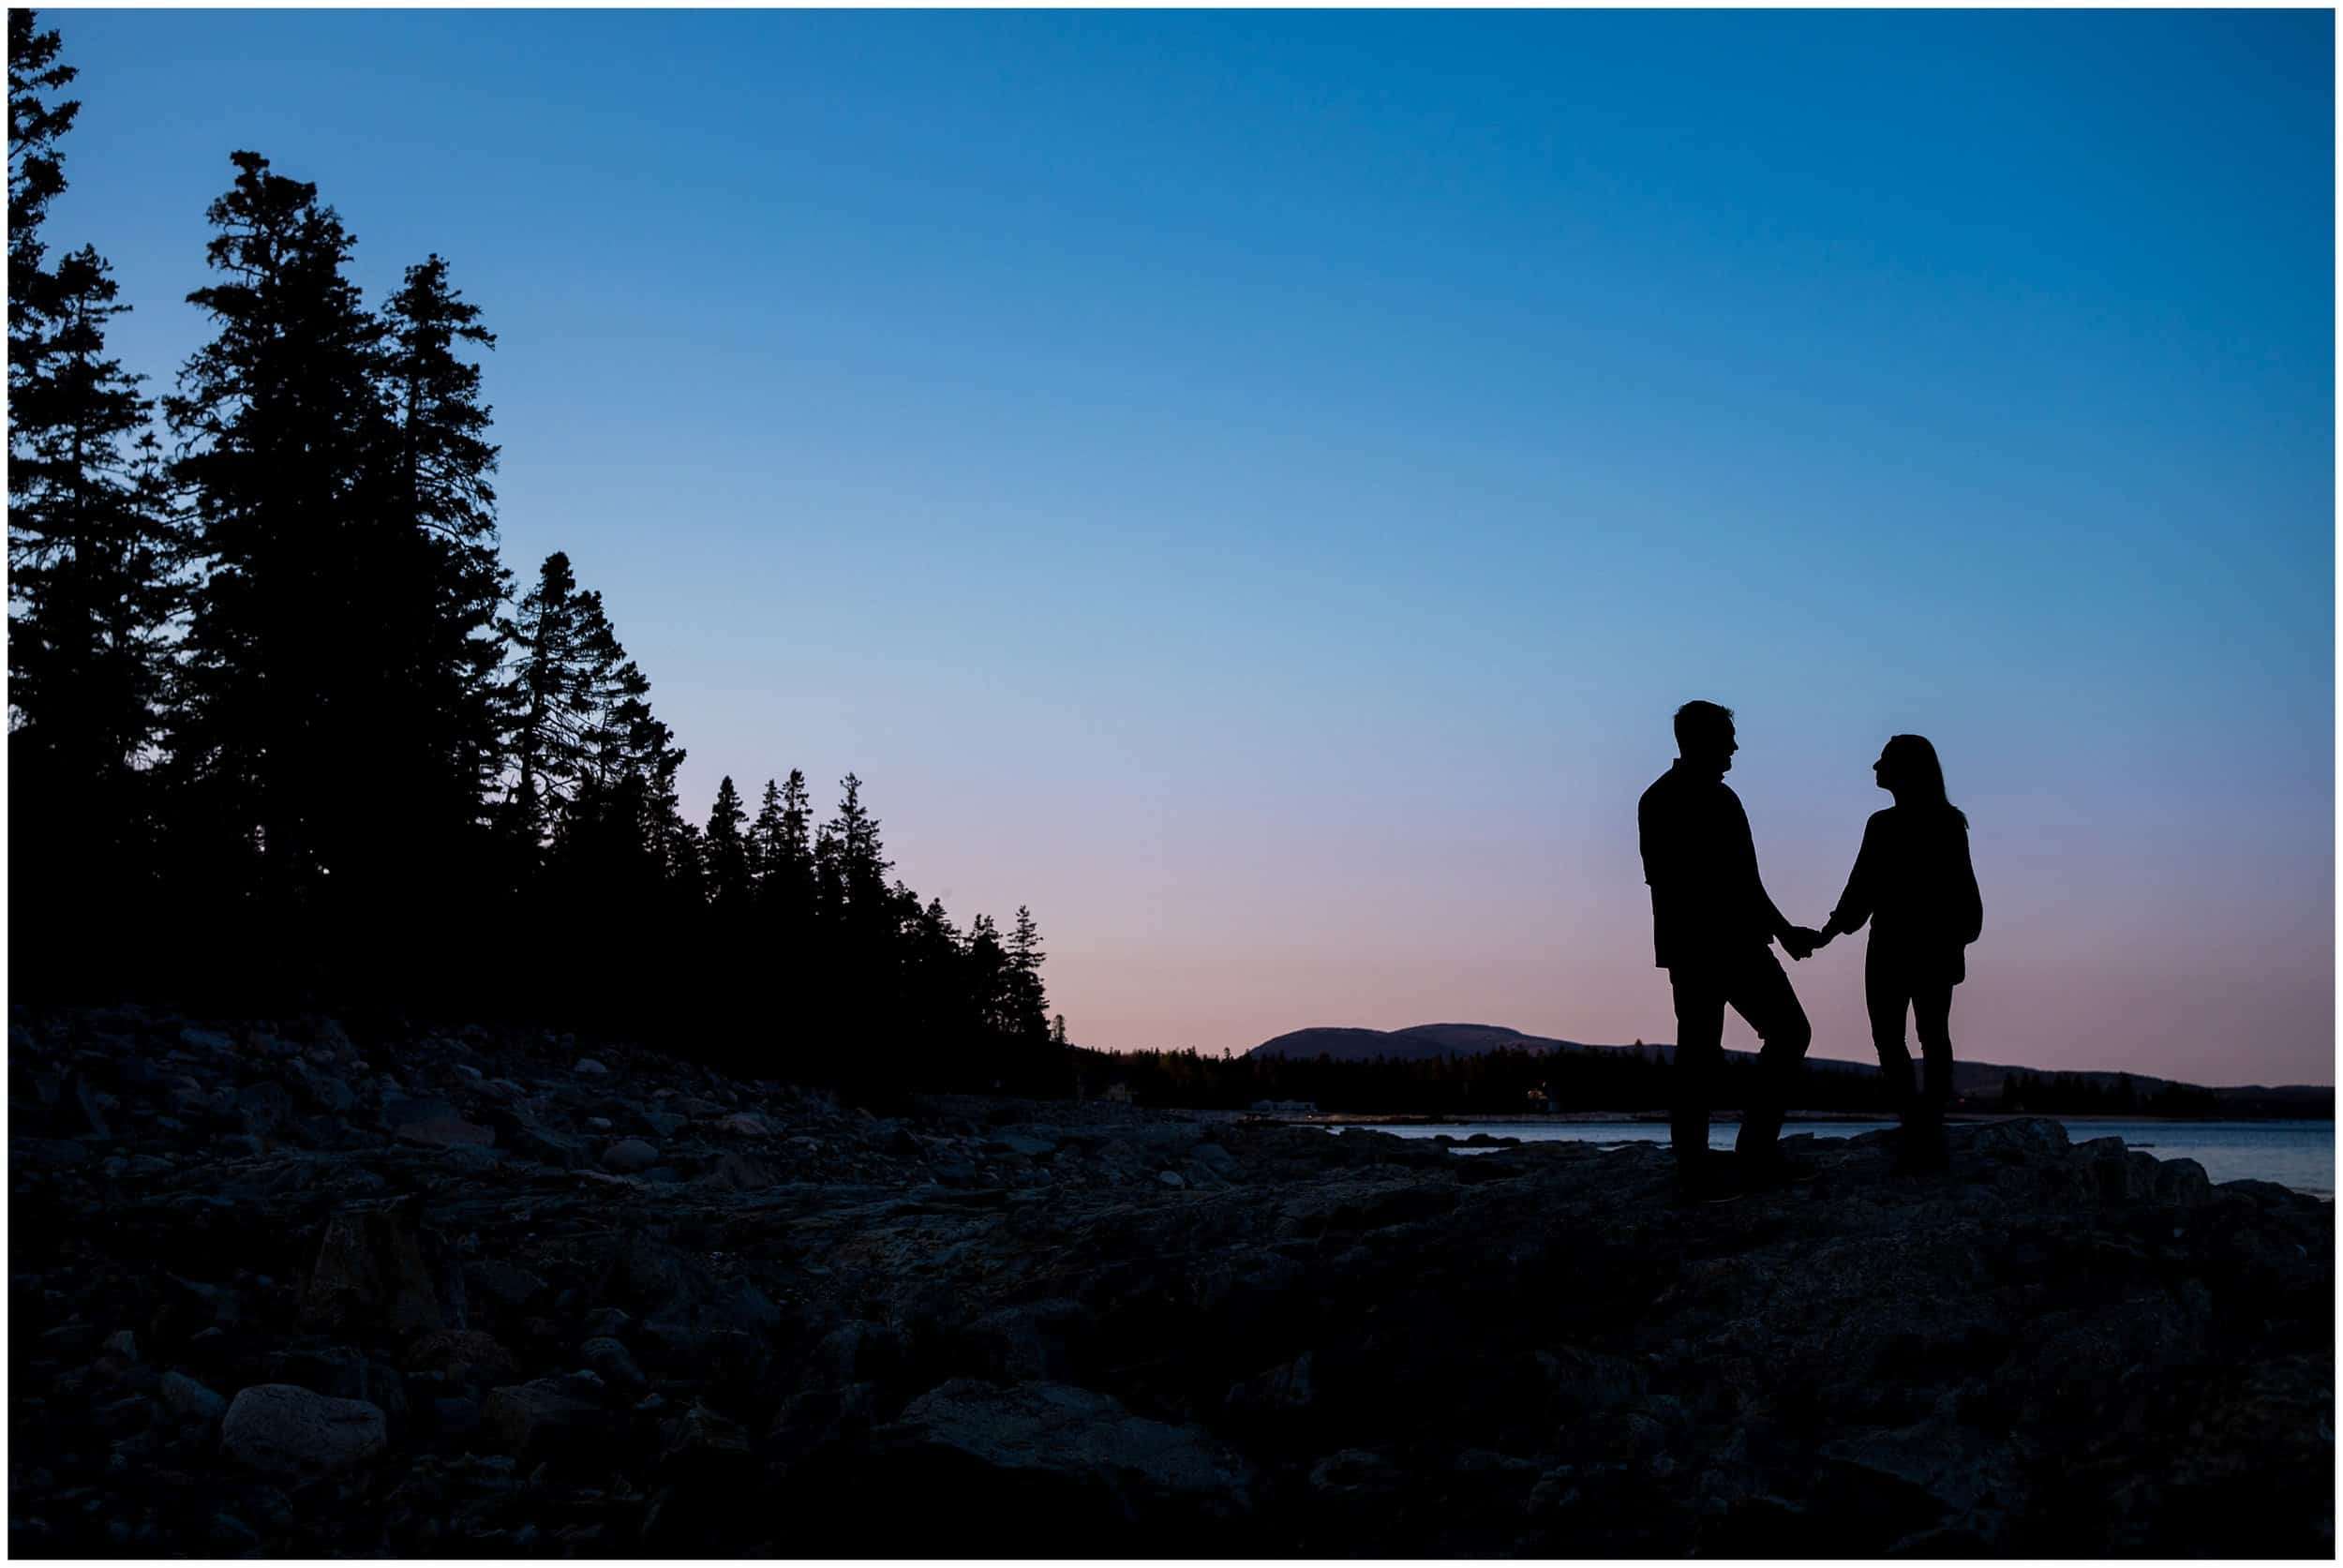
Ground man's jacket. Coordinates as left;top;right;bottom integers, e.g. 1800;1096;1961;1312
1638;760;1789;970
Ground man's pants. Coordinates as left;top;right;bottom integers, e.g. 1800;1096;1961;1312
1669;948;1813;1168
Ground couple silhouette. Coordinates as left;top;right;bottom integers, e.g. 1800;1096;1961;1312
1639;700;1984;1200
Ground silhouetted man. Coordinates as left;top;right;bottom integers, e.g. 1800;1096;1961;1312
1638;701;1819;1196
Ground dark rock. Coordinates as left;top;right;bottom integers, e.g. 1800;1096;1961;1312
960;1298;1098;1383
602;1138;660;1173
2155;1157;2213;1204
158;1371;228;1426
380;1097;493;1149
4;1010;2328;1558
704;1151;777;1189
769;1381;886;1465
1224;1350;1315;1423
464;1260;548;1315
578;1337;648;1396
220;1384;386;1472
15;1137;89;1169
808;1319;912;1389
301;1202;444;1337
400;1330;517;1387
481;1380;629;1469
660;1398;755;1482
818;1380;1255;1551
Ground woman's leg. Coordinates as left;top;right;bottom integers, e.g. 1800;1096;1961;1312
1911;980;1955;1164
1865;943;1918;1133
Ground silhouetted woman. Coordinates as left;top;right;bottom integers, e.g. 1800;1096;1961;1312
1814;735;1983;1171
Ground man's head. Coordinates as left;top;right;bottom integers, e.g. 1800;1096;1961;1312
1674;700;1737;772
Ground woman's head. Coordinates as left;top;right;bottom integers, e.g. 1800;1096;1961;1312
1874;734;1964;823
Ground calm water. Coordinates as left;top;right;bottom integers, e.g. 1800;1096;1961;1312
1328;1119;2335;1198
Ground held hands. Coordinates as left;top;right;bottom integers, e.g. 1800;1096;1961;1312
1781;924;1832;962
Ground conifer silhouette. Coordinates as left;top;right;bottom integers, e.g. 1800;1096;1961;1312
4;17;1060;1084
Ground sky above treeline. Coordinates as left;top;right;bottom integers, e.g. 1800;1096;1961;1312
50;8;2335;1084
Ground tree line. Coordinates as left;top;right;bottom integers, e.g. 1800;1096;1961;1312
1075;1048;2267;1119
7;11;1062;1097
1073;1044;1916;1116
1994;1071;2217;1118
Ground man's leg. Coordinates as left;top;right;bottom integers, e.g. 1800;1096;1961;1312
1728;949;1812;1163
1668;970;1726;1178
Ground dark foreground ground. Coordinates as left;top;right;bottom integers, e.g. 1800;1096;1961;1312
9;1008;2333;1556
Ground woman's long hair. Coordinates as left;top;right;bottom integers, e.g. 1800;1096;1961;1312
1885;734;1966;828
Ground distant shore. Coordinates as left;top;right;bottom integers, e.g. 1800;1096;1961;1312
1240;1110;2334;1127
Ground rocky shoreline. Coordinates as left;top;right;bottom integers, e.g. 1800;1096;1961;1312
10;1006;2334;1556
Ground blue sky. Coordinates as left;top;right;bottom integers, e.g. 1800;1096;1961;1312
44;8;2335;1081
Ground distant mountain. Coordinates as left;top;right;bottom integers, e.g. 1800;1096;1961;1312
1247;1026;1455;1063
1244;1021;2333;1106
1249;1023;1611;1064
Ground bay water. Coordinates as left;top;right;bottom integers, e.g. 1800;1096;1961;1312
1329;1118;2335;1198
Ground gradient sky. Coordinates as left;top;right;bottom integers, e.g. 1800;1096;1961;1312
44;8;2335;1084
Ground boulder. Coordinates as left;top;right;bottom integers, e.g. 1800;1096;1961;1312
579;1337;648;1396
400;1330;518;1387
482;1379;629;1469
301;1202;444;1337
158;1371;228;1426
220;1384;386;1472
602;1138;660;1173
827;1380;1256;1550
380;1097;493;1149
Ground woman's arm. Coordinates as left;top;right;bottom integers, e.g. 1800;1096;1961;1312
1823;815;1880;938
1955;823;1982;945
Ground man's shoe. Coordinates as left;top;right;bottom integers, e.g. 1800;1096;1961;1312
1890;1127;1950;1176
1677;1160;1746;1204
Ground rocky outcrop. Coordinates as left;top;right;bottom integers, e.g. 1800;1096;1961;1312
8;1004;2332;1556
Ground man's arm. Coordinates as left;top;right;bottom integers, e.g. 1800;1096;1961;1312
1725;791;1800;948
1637;788;1669;890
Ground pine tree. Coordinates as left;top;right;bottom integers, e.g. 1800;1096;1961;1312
774;768;813;906
9;246;186;778
164;151;394;910
7;8;79;340
827;772;891;913
7;242;188;962
813;821;844;922
965;912;1009;1036
748;778;783;886
381;253;509;826
1006;904;1050;1039
704;774;751;910
500;551;669;846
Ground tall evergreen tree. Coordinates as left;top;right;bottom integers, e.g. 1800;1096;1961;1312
827;772;892;915
964;912;1011;1038
381;252;509;825
517;551;690;947
163;151;393;913
772;768;813;909
8;246;186;778
7;242;188;968
7;8;79;340
748;777;783;886
813;820;843;922
703;774;750;910
1007;903;1050;1038
500;550;664;845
